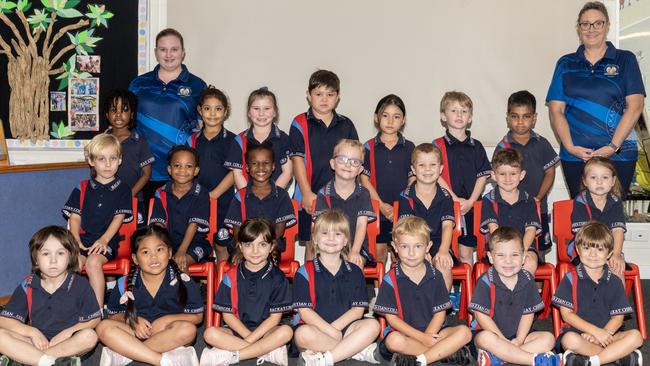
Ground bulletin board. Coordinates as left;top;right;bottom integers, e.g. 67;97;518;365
0;0;138;142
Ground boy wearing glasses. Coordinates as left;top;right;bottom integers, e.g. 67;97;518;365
493;91;559;261
396;143;456;290
313;139;376;268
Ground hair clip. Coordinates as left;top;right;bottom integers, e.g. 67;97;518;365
119;291;135;305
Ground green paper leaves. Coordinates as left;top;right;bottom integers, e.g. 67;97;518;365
55;54;91;90
66;28;101;55
85;4;112;28
50;121;75;139
0;1;17;13
27;8;51;32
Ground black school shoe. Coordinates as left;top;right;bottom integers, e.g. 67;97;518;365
391;353;420;366
53;356;81;366
614;350;642;366
440;346;475;365
564;351;590;366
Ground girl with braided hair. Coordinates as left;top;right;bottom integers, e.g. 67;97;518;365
97;225;204;366
201;218;293;366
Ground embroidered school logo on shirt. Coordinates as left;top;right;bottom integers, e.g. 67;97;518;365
178;86;191;96
217;228;230;240
604;64;619;76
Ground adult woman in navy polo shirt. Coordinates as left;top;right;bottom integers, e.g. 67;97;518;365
129;28;207;202
547;2;645;198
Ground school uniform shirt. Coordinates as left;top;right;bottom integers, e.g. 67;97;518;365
546;41;646;162
114;131;155;194
213;261;292;331
223;183;296;251
130;64;206;181
292;257;369;323
192;128;236;247
373;262;452;332
436;131;491;199
552;263;632;332
493;131;559;214
313;180;377;260
106;265;205;323
571;191;626;234
149;182;211;262
362;133;415;216
469;267;544;340
289;108;359;202
397;183;455;256
480;189;541;238
1;272;101;340
62;178;133;260
224;124;291;184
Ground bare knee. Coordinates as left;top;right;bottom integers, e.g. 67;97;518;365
169;321;197;343
275;325;294;343
294;325;317;347
560;332;582;350
455;325;472;344
625;329;643;349
474;330;498;349
85;256;105;273
75;328;99;350
356;318;380;337
537;331;555;350
385;332;408;353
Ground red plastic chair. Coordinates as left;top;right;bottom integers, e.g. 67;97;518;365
553;200;646;339
278;200;301;278
81;197;137;277
472;201;557;323
148;198;218;327
392;200;473;324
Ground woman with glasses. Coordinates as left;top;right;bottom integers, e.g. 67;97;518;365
546;1;645;198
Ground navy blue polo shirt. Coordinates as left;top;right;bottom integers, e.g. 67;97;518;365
546;42;646;162
552;263;632;332
223;183;296;251
571;191;626;233
115;131;155;193
62;178;133;260
1;273;101;340
313;180;377;256
373;262;451;332
106;265;205;322
149;182;211;261
436;131;491;199
193;128;236;193
493;131;559;214
480;189;541;238
129;64;207;180
362;133;415;217
292;257;368;323
289;108;359;201
469;267;544;339
214;261;291;331
397;183;455;255
224;124;291;184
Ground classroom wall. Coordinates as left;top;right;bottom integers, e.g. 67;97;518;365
166;0;589;144
0;168;88;295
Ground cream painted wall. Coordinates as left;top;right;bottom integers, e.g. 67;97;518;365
165;1;587;145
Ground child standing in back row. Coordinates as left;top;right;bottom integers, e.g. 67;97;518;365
289;70;359;261
360;94;415;264
434;91;491;265
493;91;559;261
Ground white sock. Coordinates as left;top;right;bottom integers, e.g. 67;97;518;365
323;351;334;366
231;351;240;363
589;355;601;366
417;354;428;366
38;354;56;366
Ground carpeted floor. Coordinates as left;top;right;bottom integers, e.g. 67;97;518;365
76;280;649;366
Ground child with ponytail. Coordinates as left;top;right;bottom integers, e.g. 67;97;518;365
201;218;293;366
97;225;204;366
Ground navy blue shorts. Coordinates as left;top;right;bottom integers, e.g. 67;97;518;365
298;209;312;242
377;219;393;244
459;208;477;248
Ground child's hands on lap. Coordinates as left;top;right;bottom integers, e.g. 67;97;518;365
135;317;153;339
591;328;614;347
29;328;49;351
173;251;189;272
419;333;440;347
88;238;108;255
434;250;453;270
48;328;73;347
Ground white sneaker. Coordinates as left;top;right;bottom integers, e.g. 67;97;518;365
161;346;199;366
199;347;235;366
351;343;381;364
297;351;326;366
99;347;132;366
257;345;289;366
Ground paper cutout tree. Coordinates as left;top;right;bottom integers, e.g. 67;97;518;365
0;0;112;141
